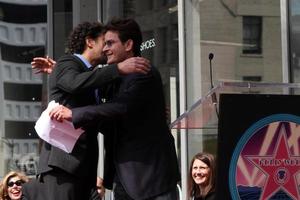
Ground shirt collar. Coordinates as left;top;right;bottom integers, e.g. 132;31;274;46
74;53;92;69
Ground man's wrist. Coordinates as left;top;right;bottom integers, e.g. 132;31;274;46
116;62;124;74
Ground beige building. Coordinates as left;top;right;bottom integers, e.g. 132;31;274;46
0;0;47;176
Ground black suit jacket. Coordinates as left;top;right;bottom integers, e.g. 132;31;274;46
38;54;120;180
72;66;181;200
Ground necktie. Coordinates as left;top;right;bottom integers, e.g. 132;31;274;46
95;89;100;104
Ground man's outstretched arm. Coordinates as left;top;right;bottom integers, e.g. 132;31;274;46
31;56;151;75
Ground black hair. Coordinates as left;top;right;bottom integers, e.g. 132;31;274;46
105;18;142;56
67;21;104;54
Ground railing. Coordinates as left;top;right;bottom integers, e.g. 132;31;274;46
4;101;41;121
177;184;182;200
1;61;42;84
0;21;46;46
0;0;46;5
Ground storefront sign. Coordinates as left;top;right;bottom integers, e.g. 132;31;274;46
140;38;156;51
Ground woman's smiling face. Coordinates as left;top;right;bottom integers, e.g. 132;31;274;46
7;176;23;200
192;159;211;186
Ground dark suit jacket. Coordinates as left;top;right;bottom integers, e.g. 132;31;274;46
72;66;181;200
38;54;120;181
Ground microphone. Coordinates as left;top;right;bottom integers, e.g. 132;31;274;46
209;53;214;60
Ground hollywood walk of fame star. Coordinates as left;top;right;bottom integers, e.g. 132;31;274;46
245;126;300;200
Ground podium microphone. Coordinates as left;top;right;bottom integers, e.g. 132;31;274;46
208;53;219;118
209;53;214;89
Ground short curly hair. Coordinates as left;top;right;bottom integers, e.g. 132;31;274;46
67;21;105;54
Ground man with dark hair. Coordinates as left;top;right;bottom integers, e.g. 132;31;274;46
104;17;143;57
51;18;180;200
24;21;150;200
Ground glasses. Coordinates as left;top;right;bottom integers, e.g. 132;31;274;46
7;180;23;187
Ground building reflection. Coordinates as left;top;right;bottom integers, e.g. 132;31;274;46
0;0;46;177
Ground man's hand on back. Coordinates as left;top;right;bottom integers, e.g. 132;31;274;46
117;57;150;74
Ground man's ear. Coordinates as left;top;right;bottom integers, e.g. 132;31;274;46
125;39;134;52
86;37;95;49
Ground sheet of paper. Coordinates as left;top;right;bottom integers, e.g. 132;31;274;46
35;101;84;153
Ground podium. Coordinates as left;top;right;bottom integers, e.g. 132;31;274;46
171;81;300;200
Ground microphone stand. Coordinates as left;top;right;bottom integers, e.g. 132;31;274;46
208;53;219;118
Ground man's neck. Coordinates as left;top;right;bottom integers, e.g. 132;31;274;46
81;52;97;66
114;53;135;65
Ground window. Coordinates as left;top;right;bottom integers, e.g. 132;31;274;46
0;2;46;23
1;44;45;63
5;121;38;139
243;76;262;82
53;0;73;59
4;83;42;101
136;1;153;13
243;16;262;54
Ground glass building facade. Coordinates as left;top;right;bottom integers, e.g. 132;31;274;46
0;0;298;199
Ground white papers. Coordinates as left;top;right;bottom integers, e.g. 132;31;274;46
35;101;84;153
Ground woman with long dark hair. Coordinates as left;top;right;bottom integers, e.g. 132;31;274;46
188;152;216;200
